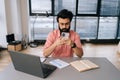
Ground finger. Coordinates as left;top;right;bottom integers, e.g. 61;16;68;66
59;37;63;40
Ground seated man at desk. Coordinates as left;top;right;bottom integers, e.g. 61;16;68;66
43;9;83;57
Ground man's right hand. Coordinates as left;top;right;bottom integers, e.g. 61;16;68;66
54;37;66;47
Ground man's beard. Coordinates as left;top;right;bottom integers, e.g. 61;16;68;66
59;26;70;33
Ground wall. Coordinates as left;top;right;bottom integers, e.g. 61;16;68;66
0;0;7;47
19;0;29;38
5;0;22;40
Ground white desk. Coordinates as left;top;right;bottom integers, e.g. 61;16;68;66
0;57;120;80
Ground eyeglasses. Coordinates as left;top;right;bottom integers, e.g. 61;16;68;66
59;22;70;26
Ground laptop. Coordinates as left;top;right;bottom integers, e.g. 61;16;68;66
9;51;57;78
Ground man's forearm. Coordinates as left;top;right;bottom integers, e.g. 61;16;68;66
43;43;56;57
72;47;83;57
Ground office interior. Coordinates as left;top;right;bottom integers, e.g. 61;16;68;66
0;0;120;72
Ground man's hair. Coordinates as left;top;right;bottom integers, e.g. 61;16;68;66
57;9;73;22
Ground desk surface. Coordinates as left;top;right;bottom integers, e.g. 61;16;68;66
0;57;120;80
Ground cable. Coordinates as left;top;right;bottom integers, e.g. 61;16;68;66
30;14;39;48
33;14;38;40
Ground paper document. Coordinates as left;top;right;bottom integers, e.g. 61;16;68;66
49;59;69;69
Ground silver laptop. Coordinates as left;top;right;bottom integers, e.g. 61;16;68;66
9;51;57;78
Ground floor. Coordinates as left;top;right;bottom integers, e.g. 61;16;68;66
0;51;11;71
0;43;120;72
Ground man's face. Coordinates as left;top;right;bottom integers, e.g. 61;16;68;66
58;18;71;32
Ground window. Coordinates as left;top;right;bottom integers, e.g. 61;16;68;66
98;17;118;39
117;21;120;39
29;0;52;15
78;0;98;14
29;0;53;40
30;16;53;40
100;0;119;16
76;17;98;39
29;0;120;42
54;0;76;15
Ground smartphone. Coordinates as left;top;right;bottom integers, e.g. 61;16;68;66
61;32;69;39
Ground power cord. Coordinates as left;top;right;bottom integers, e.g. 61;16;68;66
29;14;39;48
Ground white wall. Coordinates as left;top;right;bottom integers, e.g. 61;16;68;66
5;0;22;40
0;0;8;47
20;0;29;37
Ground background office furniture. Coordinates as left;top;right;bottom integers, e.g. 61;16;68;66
0;57;120;80
6;34;22;51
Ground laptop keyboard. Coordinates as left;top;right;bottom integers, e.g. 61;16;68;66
43;68;52;74
42;64;56;74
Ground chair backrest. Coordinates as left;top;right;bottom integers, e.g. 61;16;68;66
6;34;15;43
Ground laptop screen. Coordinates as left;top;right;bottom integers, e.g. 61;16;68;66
9;51;56;78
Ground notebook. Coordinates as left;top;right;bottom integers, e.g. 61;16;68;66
70;59;99;72
9;51;57;78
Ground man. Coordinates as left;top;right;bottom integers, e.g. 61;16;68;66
43;9;83;57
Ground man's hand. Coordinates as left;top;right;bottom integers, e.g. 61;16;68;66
54;37;66;46
54;37;73;47
63;38;73;46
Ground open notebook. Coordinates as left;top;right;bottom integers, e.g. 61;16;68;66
70;60;99;72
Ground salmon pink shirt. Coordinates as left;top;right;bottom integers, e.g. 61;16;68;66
43;29;82;57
